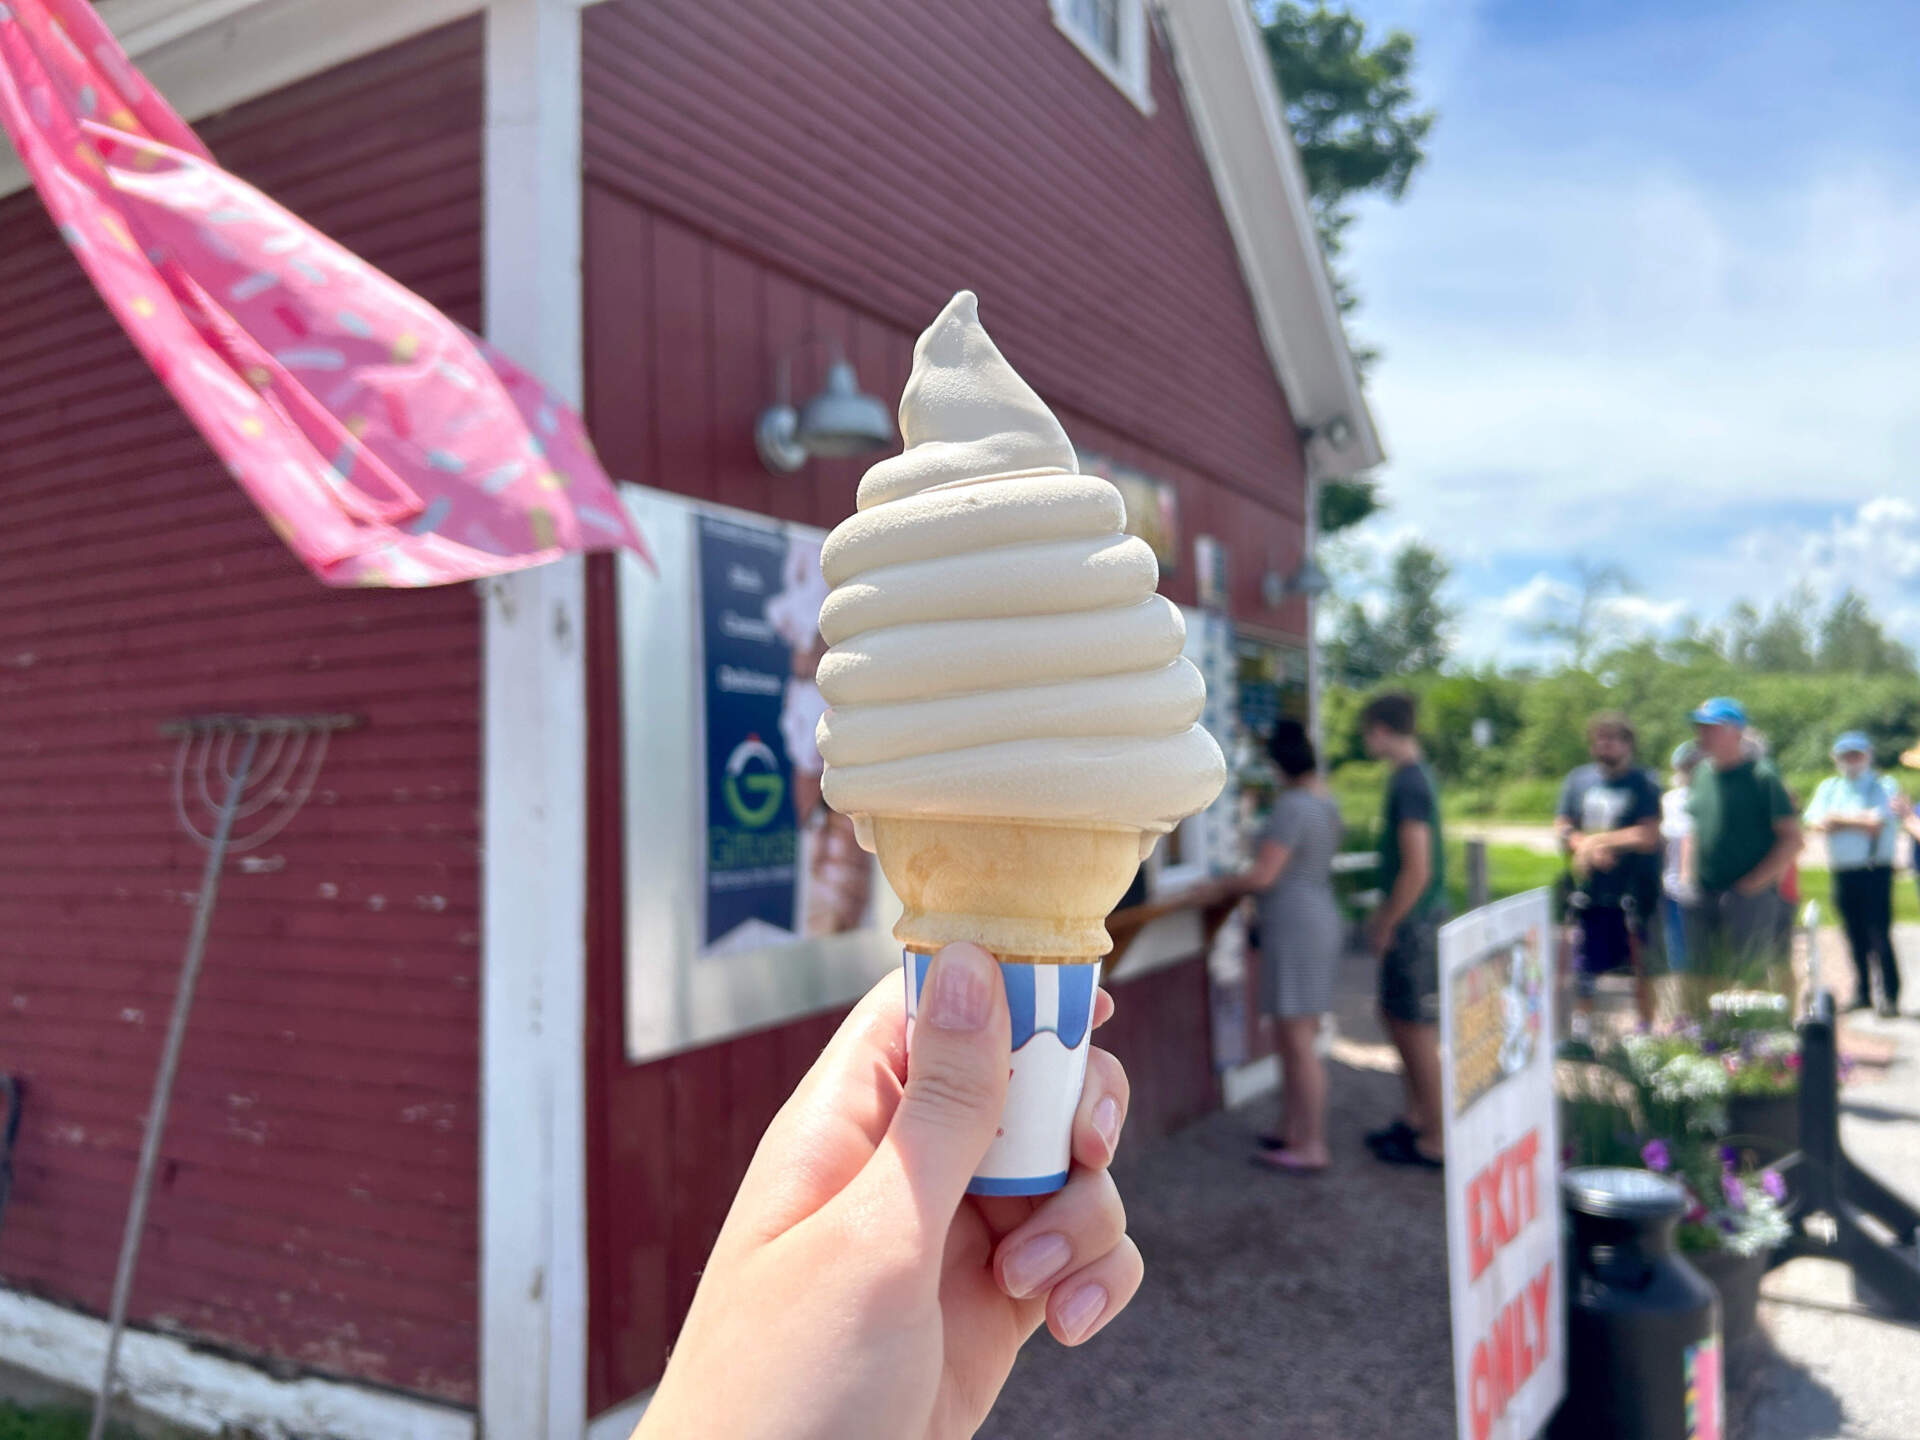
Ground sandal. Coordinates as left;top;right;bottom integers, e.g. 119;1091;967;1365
1372;1130;1443;1170
1250;1149;1329;1175
1364;1119;1417;1152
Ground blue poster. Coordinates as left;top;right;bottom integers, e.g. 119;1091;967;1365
698;514;798;947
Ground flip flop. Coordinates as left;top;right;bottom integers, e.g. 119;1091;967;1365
1250;1149;1329;1176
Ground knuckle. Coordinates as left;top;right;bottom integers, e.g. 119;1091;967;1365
903;1062;998;1129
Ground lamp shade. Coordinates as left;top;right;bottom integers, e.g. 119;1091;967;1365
794;360;894;458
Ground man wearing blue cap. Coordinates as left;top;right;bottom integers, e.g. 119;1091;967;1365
1805;732;1902;1015
1684;698;1802;974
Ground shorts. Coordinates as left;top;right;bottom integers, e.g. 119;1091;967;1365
1379;917;1441;1025
1575;904;1646;977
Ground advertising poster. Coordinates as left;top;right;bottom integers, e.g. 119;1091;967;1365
697;512;873;956
1438;889;1565;1440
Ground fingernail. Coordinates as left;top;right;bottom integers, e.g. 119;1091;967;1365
1093;1096;1122;1158
926;945;992;1031
1002;1231;1072;1298
1058;1282;1110;1343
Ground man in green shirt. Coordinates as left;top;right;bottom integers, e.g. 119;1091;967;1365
1683;697;1802;975
1360;691;1447;1169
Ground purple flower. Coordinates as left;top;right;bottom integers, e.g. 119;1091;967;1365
1763;1170;1788;1203
1720;1145;1740;1170
1641;1139;1671;1172
1722;1174;1747;1210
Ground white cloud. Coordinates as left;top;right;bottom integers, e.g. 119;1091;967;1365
1330;2;1920;659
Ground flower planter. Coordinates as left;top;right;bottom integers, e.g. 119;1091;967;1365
1726;1090;1799;1160
1686;1244;1769;1346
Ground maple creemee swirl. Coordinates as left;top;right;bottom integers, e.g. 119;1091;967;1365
816;291;1225;844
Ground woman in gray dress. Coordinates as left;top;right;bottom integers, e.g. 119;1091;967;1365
1240;720;1345;1173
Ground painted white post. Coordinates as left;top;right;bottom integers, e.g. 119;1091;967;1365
481;2;589;1438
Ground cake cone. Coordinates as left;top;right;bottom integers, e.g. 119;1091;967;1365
870;814;1147;962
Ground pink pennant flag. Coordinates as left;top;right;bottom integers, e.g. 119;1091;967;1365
0;0;652;587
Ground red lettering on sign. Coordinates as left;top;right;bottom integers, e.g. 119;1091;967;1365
1467;1129;1543;1280
1529;1263;1552;1368
1466;1256;1555;1440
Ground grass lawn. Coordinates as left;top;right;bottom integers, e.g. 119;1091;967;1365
0;1405;135;1440
1342;841;1920;928
1799;868;1920;925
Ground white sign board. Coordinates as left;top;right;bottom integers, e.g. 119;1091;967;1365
1439;890;1565;1440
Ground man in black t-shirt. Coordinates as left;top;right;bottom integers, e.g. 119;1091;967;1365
1556;711;1662;1030
1360;692;1447;1170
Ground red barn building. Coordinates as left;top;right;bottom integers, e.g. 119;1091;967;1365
0;1;1378;1435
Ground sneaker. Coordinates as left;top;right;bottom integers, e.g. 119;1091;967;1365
1878;1000;1899;1019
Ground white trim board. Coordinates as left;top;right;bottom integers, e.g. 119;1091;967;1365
479;3;591;1439
0;0;489;201
0;1290;474;1440
1154;0;1382;481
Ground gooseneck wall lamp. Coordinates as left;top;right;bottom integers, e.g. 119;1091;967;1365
755;335;896;474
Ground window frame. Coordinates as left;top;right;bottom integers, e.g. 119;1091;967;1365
1049;0;1156;115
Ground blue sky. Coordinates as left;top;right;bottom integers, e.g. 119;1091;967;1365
1327;0;1920;664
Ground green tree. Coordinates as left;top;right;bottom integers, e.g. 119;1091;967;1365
1526;558;1636;670
1817;588;1915;675
1748;587;1817;673
1317;474;1381;535
1260;2;1435;308
1324;540;1454;683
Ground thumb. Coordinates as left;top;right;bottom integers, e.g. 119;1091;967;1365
868;942;1010;1228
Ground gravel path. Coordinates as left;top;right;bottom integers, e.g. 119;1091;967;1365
985;922;1920;1440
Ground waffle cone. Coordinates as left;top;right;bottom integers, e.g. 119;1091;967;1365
869;814;1146;962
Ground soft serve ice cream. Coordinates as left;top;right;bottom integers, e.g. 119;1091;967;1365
817;290;1226;1196
815;290;1224;849
816;290;1225;1195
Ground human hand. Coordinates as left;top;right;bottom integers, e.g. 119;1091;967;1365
1733;874;1773;898
636;944;1139;1440
1365;914;1392;958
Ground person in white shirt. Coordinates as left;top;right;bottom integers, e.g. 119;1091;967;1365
1804;732;1901;1015
1660;741;1700;974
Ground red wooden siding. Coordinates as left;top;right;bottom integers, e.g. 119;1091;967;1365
581;2;1306;1408
581;0;1306;532
0;23;485;1403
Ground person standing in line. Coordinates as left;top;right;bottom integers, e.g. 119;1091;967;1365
1683;698;1802;983
1661;742;1702;976
1807;733;1902;1016
1556;712;1663;1031
1238;719;1345;1174
1358;692;1447;1170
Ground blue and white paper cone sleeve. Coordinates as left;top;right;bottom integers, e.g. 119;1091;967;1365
903;950;1102;1196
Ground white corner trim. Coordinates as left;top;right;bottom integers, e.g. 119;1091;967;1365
0;1289;474;1440
1153;0;1382;480
587;1390;652;1440
480;5;590;1440
0;0;488;202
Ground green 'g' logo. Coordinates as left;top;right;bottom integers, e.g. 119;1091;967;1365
722;736;785;827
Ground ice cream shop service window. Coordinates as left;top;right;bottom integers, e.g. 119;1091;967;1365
1051;0;1155;114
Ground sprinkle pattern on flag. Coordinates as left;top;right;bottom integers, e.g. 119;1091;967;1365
0;0;651;586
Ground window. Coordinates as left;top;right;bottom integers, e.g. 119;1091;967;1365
1051;0;1154;114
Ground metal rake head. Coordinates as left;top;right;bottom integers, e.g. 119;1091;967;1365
162;714;359;851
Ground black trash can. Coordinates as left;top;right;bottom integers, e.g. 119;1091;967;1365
1550;1167;1723;1440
